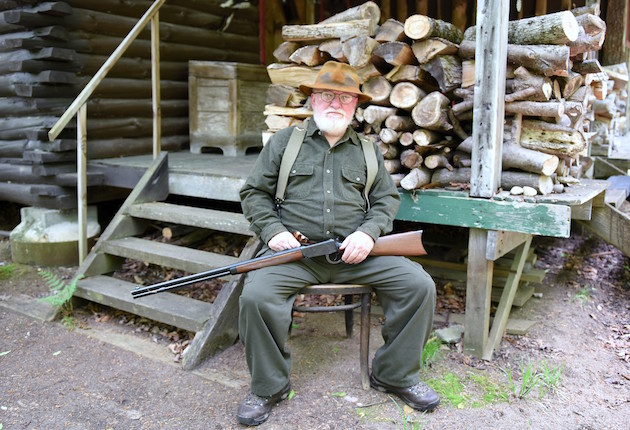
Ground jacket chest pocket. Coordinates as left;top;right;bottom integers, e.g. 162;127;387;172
285;163;314;199
340;166;366;201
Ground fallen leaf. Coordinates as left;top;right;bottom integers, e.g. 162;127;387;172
53;351;61;356
0;350;10;357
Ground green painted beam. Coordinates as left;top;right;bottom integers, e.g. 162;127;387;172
396;190;571;237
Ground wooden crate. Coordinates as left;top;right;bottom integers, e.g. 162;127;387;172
189;61;269;156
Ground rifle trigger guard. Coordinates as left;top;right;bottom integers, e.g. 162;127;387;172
326;252;343;264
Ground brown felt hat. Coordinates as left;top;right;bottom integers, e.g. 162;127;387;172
299;61;371;103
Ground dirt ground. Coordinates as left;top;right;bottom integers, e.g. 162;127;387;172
1;214;630;429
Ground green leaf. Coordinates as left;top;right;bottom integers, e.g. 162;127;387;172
0;351;10;357
287;390;295;401
330;391;347;397
53;350;61;356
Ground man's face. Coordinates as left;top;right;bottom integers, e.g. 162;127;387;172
311;90;358;136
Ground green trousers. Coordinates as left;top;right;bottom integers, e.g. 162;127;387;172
238;254;436;396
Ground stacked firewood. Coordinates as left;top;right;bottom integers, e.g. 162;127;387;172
591;62;629;155
264;2;609;196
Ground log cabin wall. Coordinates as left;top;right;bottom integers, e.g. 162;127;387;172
0;0;260;209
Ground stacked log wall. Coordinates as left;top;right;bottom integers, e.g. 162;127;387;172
0;0;260;208
265;1;611;198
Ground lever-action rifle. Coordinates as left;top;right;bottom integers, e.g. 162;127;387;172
131;230;426;299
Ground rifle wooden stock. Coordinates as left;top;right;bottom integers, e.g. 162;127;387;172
131;230;426;298
371;230;426;256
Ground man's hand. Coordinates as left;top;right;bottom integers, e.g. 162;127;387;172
339;231;374;264
268;231;302;252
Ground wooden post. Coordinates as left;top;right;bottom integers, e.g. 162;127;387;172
464;228;493;356
470;0;509;197
77;104;88;264
151;13;161;159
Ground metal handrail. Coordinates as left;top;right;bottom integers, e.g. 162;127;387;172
48;0;166;263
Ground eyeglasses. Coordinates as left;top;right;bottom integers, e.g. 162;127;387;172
314;91;358;105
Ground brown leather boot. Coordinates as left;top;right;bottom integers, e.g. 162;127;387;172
236;382;291;426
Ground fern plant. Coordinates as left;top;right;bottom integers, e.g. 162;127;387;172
38;270;82;330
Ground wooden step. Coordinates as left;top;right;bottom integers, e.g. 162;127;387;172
127;202;253;236
76;276;213;332
101;237;239;273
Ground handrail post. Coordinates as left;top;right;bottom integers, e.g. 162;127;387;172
77;104;88;263
151;12;161;159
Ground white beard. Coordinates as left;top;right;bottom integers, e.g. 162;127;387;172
312;108;351;137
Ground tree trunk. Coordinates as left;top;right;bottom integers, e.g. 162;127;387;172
282;19;374;42
502;141;560;176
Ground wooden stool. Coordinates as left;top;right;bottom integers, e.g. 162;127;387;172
292;284;372;390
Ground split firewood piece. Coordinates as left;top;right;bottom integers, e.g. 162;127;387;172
452;99;473;117
389;82;425;111
559;71;584;98
572;59;603;75
463;10;579;45
374;18;406;42
265;115;303;132
289;45;330;66
273;41;301;62
571;3;600;17
266;63;320;88
377;139;399;159
592;94;617;119
282;19;374;42
509;66;553;102
563;101;585;128
400;167;432;190
502;140;560;176
574;14;606;36
411;38;459;64
385;64;419;83
568;27;605;57
504;101;564;118
384;158;402;174
379;128;400;145
263;104;313;118
385;114;416;131
413;128;442;146
404;14;463;44
431;167;554;195
424;151;454;171
446;109;469;140
452;150;471;168
318;39;347;62
400;148;424;169
500;171;554;195
320;1;381;32
372;41;418;67
458;40;571;78
342;35;380;68
267;84;307;107
399;132;414;146
355;63;382;83
603;63;629;91
361;76;392;106
520;119;587;157
363;105;398;129
420;54;462;93
412;91;453;132
390;173;406;187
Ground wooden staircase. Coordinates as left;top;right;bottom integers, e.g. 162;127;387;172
75;152;260;369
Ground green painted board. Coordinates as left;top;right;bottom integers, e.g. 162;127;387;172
396;190;571;237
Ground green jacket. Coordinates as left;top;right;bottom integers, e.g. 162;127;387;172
239;119;401;245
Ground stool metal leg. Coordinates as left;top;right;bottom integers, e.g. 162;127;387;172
344;295;353;338
360;292;371;390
